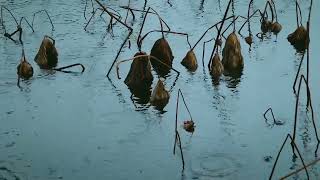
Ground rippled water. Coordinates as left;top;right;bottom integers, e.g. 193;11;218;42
1;0;320;179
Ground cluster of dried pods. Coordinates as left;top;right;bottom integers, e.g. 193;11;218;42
1;0;317;175
1;6;85;88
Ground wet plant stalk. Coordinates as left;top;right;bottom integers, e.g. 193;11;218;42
208;0;233;70
269;134;309;180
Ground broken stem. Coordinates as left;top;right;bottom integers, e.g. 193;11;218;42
53;63;86;73
263;107;276;126
280;158;320;180
269;134;309;180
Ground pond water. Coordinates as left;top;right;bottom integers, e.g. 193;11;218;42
1;0;320;179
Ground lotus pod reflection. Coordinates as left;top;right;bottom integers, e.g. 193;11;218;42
210;53;224;78
150;79;170;110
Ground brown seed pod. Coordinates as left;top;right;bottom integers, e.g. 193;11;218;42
287;26;309;52
34;36;58;69
210;53;224;78
150;38;174;76
222;33;244;71
124;52;153;89
261;19;272;33
150;79;170;110
183;120;195;133
271;22;282;34
17;57;33;79
181;50;198;72
245;35;253;46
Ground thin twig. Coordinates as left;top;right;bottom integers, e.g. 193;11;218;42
208;0;234;70
280;158;320;179
53;63;86;73
269;134;309;180
32;10;54;31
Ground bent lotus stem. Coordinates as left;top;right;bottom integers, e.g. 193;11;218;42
202;37;217;69
221;15;241;39
137;7;171;50
280;158;320;180
139;30;191;49
53;63;86;73
32;10;54;31
93;0;133;78
173;89;193;170
292;75;319;144
262;0;274;22
115;54;180;79
174;89;193;153
84;0;95;20
247;0;254;35
208;0;234;70
269;134;309;180
19;17;34;32
0;6;18;30
192;15;235;52
270;0;278;22
149;7;165;38
124;0;131;24
263;107;277;126
120;7;170;30
295;0;302;27
238;9;263;35
292;53;305;95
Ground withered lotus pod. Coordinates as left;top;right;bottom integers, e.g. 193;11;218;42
287;26;309;52
181;50;198;72
271;22;282;34
183;120;195;133
210;53;224;78
245;35;253;46
124;52;153;89
150;38;174;76
222;33;244;71
150;79;170;111
17;56;33;79
34;36;58;69
261;20;272;33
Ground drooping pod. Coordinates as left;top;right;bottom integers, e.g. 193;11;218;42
222;33;244;72
287;26;309;52
261;19;272;33
150;38;174;76
17;54;33;80
181;50;198;72
183;120;195;133
210;53;224;78
245;35;253;46
124;52;153;103
150;79;170;111
270;22;282;34
34;36;58;69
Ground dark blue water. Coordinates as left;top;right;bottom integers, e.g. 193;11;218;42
1;0;320;179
